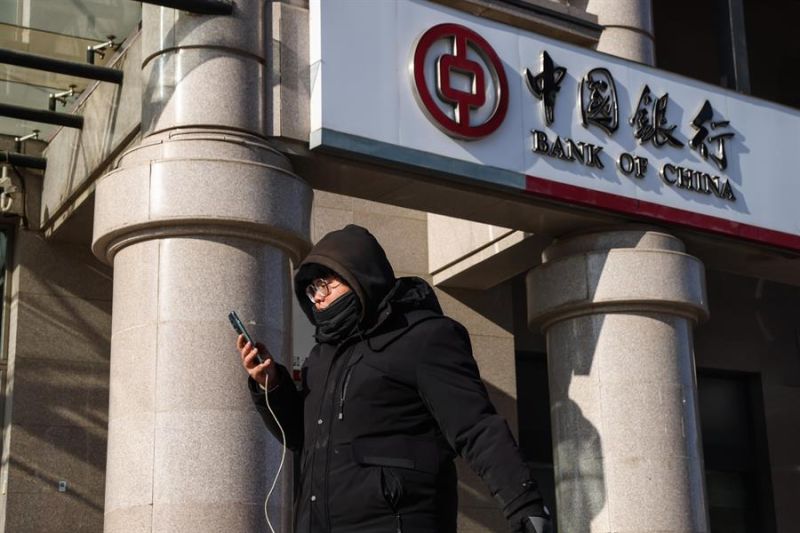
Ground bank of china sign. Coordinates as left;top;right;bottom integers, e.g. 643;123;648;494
310;0;800;251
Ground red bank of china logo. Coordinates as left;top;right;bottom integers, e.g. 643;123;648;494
411;23;508;139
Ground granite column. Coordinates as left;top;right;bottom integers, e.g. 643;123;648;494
92;2;311;531
526;229;710;532
586;0;656;64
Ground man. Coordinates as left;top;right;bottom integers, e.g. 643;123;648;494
238;224;552;533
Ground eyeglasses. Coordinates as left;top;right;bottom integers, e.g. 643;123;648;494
305;277;343;302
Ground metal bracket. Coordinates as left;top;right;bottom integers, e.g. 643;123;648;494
86;35;117;65
48;85;77;112
14;130;39;153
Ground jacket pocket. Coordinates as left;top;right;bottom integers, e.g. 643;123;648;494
327;443;387;530
352;435;440;474
352;435;441;527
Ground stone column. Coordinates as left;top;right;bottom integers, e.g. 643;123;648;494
526;228;709;532
92;2;311;532
586;0;655;65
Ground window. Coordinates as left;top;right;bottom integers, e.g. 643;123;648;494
654;0;724;87
515;350;557;528
654;0;800;110
742;0;800;109
697;371;776;533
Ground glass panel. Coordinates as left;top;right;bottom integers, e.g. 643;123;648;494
0;79;62;140
0;1;141;139
0;22;101;63
0;0;141;42
0;23;101;139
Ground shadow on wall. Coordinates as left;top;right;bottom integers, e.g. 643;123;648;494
455;374;605;532
440;278;608;532
2;324;110;527
549;395;605;533
547;310;607;532
0;235;112;530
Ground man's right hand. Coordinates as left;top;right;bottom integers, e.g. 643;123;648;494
237;334;279;388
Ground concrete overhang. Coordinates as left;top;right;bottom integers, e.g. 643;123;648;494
280;138;800;290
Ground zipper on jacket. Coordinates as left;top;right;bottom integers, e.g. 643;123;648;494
337;365;355;420
325;344;357;532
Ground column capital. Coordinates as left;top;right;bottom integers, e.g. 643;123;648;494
92;129;312;264
526;228;708;330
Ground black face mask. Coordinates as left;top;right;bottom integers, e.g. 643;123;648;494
312;291;362;344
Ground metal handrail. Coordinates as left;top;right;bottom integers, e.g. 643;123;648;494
0;48;123;84
1;151;47;170
136;0;234;15
0;103;84;129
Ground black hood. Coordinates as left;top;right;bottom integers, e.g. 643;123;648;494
360;276;444;350
294;225;397;325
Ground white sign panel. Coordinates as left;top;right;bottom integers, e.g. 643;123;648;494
310;0;800;251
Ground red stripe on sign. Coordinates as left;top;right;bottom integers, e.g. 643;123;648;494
524;175;800;252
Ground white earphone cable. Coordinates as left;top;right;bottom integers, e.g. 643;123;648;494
263;372;287;533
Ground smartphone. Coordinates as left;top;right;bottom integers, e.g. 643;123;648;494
228;311;264;364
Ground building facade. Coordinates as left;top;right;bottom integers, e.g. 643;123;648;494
0;0;797;532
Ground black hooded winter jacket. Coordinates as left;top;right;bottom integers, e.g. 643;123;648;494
249;225;547;532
